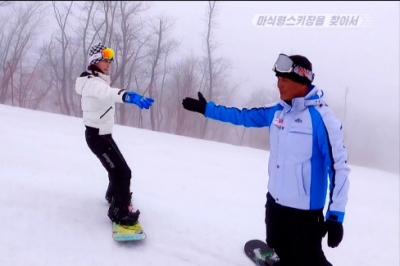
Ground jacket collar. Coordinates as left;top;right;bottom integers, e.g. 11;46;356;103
279;85;325;113
80;71;111;85
97;72;111;85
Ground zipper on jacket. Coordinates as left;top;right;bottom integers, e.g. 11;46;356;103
100;107;113;119
275;109;286;202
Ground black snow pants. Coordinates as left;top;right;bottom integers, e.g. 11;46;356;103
265;192;332;266
85;126;131;207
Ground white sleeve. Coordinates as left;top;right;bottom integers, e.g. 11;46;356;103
83;79;126;103
319;109;351;223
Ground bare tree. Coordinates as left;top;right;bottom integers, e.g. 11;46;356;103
0;1;11;7
145;15;177;131
27;49;55;110
73;1;101;71
156;39;179;130
126;34;153;128
41;1;82;116
12;51;50;109
169;56;203;136
198;1;232;139
116;1;146;125
205;1;217;98
100;1;118;47
0;2;45;105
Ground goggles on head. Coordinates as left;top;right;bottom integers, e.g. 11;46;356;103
101;47;114;60
272;53;314;83
88;47;115;65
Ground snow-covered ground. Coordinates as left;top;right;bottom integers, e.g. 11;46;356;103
0;104;398;266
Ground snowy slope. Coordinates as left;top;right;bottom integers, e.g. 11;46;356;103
0;104;398;266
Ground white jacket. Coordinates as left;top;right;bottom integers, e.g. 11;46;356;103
75;71;126;135
204;86;350;223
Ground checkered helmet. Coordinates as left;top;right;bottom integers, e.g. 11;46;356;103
88;42;114;67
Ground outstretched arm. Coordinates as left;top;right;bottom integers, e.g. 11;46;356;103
182;92;280;128
81;78;126;103
82;79;154;109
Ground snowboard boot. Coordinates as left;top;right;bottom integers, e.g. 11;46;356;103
105;183;132;205
107;195;140;226
105;183;112;204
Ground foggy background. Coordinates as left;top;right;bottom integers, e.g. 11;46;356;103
0;1;398;174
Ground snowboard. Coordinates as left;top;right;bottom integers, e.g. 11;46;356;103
244;239;279;266
112;221;146;241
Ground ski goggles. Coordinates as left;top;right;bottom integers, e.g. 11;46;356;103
101;47;114;60
272;53;314;82
88;47;115;64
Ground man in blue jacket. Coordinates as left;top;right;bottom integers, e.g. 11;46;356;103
182;54;350;266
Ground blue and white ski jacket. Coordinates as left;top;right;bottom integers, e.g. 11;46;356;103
204;86;350;223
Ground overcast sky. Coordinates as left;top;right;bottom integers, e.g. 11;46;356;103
146;1;399;117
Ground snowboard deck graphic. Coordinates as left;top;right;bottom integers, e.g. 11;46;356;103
244;239;279;266
112;221;146;241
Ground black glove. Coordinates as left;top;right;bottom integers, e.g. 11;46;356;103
323;220;343;248
182;91;207;115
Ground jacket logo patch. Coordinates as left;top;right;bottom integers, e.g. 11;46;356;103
294;118;302;123
273;118;284;128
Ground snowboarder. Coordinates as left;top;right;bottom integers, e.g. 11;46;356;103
182;53;350;266
75;43;154;225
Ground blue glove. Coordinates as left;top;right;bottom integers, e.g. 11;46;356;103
123;91;154;109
